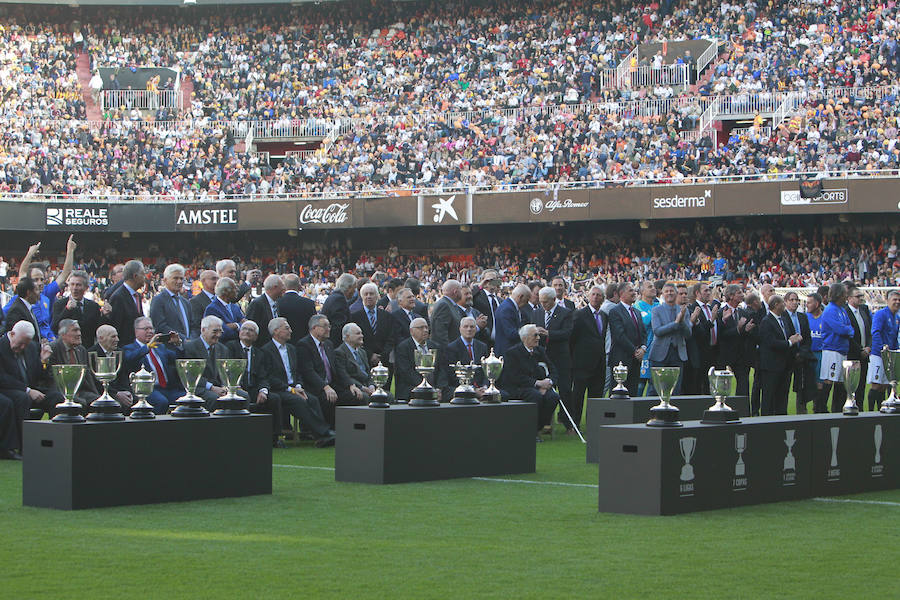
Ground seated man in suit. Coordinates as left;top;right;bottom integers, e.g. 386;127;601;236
500;323;560;440
52;270;102;348
442;316;489;401
183;315;243;410
0;321;63;435
88;324;133;406
296;314;362;428
203;277;246;343
393;317;446;403
260;317;335;447
0;391;19;460
334;323;380;403
122;316;184;414
149;263;194;341
48;319;102;411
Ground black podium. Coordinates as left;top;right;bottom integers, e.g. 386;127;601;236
585;395;749;463
597;413;900;515
23;415;272;510
335;403;537;484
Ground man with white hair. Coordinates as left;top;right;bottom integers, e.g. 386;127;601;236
493;284;532;357
203;277;246;343
500;323;560;440
189;270;219;335
430;279;465;348
322;273;357;346
48;319;101;409
442;316;489;401
149;263;193;340
87;324;133;402
246;274;285;347
393;317;445;403
351;282;394;371
535;286;575;434
122;316;182;414
334;323;377;402
216;258;258;302
183;315;234;409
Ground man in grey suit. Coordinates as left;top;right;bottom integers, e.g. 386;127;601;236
334;323;377;402
430;279;465;348
648;283;692;394
182;315;246;409
149;264;194;340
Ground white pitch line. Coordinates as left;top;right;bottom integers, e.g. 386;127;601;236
471;477;595;488
274;464;335;471
813;497;900;507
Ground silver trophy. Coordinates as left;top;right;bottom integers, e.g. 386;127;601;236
647;366;682;427
368;361;391;408
480;350;504;403
880;346;900;414
129;365;157;420
841;360;861;416
51;363;86;423
702;366;740;423
409;347;439;407
171;358;210;417
86;351;125;421
214;358;250;415
610;362;630;399
450;362;480;405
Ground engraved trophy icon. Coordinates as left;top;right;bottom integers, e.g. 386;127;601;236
679;437;696;482
874;424;883;465
830;427;840;468
783;430;796;472
734;433;747;477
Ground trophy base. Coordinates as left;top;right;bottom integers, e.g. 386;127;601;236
701;408;740;424
52;401;85;423
842;406;859;416
213;394;250;416
128;407;156;420
368;390;391;408
450;392;480;405
879;397;900;414
409;386;439;407
646;405;682;427
171;395;210;418
86;395;125;421
610;385;630;399
480;393;501;404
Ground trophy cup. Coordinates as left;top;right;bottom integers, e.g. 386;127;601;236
171;358;210;417
702;366;740;423
647;366;682;427
734;433;747;477
51;364;86;423
480;350;504;403
783;430;796;472
409;347;439;407
368;361;391;408
679;437;696;481
86;350;125;421
880;347;900;414
128;366;157;420
450;362;480;405
841;360;861;416
213;358;250;416
610;362;630;399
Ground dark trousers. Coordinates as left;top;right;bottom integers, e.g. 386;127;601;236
520;387;560;431
791;359;818;413
0;393;19;451
570;366;603;429
622;357;642;398
732;366;750;398
319;388;363;429
249;392;284;440
0;388;63;453
760;368;791;415
276;391;332;437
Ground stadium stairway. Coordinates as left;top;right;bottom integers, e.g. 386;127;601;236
179;76;194;116
76;52;102;121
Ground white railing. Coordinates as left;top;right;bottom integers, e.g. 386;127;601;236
695;38;720;75
248;151;269;164
615;47;638;88
100;89;178;112
716;92;783;116
771;92;803;128
696;96;719;136
774;288;896;311
253;119;333;139
244;124;254;153
730;126;772;139
284;150;319;159
173;70;183;112
597;64;690;90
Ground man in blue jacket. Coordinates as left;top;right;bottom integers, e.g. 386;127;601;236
820;283;855;412
867;290;900;411
493;284;531;357
203;277;246;343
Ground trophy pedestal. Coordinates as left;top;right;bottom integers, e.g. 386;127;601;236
701;408;740;424
842;402;860;416
171;395;210;418
450;388;479;405
128;405;156;420
481;386;501;403
646;404;682;427
879;397;900;414
52;401;85;423
213;394;250;416
85;396;124;422
609;390;630;399
368;390;391;409
409;386;439;407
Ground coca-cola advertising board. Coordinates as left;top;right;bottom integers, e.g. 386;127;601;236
297;201;353;228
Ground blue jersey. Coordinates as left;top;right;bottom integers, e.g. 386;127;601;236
871;307;900;357
821;302;854;354
2;280;59;341
807;311;825;353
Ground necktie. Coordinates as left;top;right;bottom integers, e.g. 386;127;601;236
489;295;498;315
30;305;40;331
77;300;83;314
545;310;551;328
243;346;251;386
319;343;332;383
467;342;474;363
703;305;716;345
208;344;217;381
148;349;168;388
18;355;28;382
134;292;143;316
594;310;603;335
354;349;367;374
779;315;789;339
629;306;639;331
271;302;278;318
68;347;77;365
173;294;188;334
369;309;377;332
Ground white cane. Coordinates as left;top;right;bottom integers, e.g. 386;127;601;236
556;396;586;444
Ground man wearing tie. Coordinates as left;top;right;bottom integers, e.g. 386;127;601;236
245;274;284;348
493;284;531;357
552;277;576;311
149;264;193;341
442;317;489;401
188;270;218;336
500;324;560;439
687;282;719;394
334;323;379;403
48;319;102;410
430;279;466;348
570;285;607;430
88;325;133;405
52;270;102;348
758;295;803;415
472;270;502;349
842;284;872;411
784;291;814;414
183;315;235;410
122;316;183;414
608;282;647;397
104;260;147;346
203;277;246;343
391;287;423;347
350;282;394;375
393;317;446;403
534;286;575;433
647;283;692;395
296;314;360;428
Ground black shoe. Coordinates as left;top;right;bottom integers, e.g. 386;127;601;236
272;439;287;449
315;434;336;448
535;436;543;443
0;449;22;460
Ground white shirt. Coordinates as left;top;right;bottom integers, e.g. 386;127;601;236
276;341;295;386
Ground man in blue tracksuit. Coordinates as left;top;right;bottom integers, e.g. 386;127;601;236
867;290;900;410
819;283;854;412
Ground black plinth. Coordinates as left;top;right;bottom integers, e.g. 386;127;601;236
335;403;537;484
585;395;750;463
597;413;900;515
23;415;272;510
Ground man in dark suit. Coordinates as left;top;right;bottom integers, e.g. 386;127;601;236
321;273;356;347
101;263;124;301
149;263;194;341
334;323;377;402
3;278;41;344
225;320;284;446
500;323;560;438
784;291;815;414
0;321;62;440
570;285;607;428
472;270;501;349
841;284;872;411
552;277;576;311
245;274;284;348
104;260;147;347
441;316;489;401
430;280;466;348
687;282;720;394
608;282;647;397
48;319;102;410
391;287;424;348
0;392;20;460
376;278;403;311
535;286;576;433
394;317;446;403
716;285;755;397
182;315;237;410
88;324;133;403
203;277;246;343
351;282;394;371
122;316;183;415
494;284;531;357
278;274;317;344
52;270;102;348
259;317;335;447
758;295;803;415
296;314;362;427
459;284;490;347
521;281;542;325
404;278;429;326
216;258;258;302
188;270;218;337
